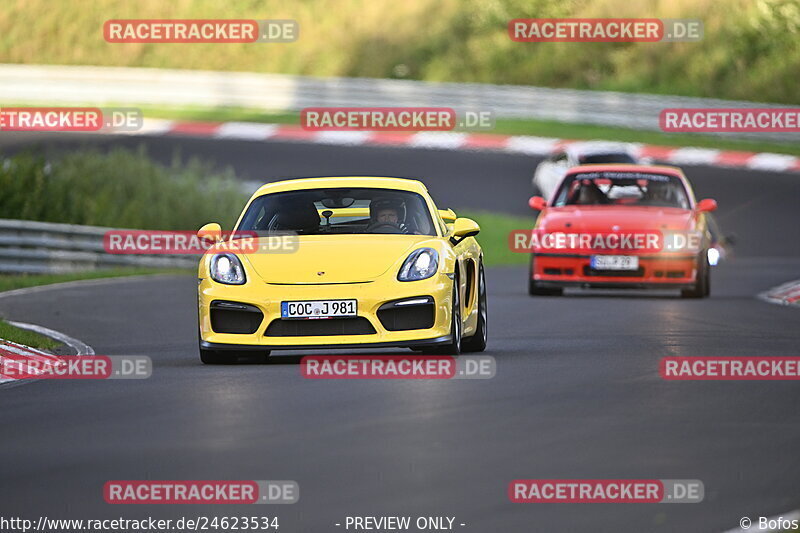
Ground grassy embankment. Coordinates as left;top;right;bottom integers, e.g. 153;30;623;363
1;0;797;104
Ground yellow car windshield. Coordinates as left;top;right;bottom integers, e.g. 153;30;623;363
238;187;436;236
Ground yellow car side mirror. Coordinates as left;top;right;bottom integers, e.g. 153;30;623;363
451;217;480;244
197;222;222;242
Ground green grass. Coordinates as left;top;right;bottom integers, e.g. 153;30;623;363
1;0;798;104
148;105;800;157
0;147;249;229
459;210;533;267
0;319;60;351
142;106;301;126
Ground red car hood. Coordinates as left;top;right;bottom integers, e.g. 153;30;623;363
538;206;697;233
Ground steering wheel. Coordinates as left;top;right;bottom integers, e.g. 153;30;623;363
366;222;405;234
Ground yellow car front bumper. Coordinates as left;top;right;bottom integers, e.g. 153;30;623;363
198;271;455;351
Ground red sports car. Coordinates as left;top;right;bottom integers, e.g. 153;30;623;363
527;164;718;298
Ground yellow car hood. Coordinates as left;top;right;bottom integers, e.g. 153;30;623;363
243;234;433;284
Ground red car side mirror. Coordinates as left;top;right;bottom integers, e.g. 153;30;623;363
696;199;718;213
529;196;547;211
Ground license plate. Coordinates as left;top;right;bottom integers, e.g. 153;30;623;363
591;255;639;271
281;299;357;319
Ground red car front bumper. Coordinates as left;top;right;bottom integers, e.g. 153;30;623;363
532;252;699;289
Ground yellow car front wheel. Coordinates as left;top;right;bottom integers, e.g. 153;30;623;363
462;262;487;353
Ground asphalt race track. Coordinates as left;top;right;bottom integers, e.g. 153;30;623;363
1;133;799;532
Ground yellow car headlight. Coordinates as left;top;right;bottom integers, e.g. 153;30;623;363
398;248;439;281
210;253;247;285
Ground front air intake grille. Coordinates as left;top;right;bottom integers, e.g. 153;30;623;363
265;317;376;337
377;302;435;331
210;301;263;334
583;266;645;278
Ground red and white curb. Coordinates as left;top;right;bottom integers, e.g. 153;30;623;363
0;338;61;384
0;322;94;385
118;118;800;173
759;279;800;307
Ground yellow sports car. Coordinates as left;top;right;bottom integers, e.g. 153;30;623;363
196;176;487;364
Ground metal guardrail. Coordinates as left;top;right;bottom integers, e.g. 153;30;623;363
0;219;196;274
0;64;797;142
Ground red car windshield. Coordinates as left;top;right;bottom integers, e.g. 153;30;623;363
552;172;691;209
